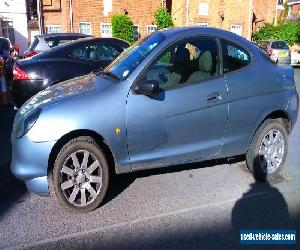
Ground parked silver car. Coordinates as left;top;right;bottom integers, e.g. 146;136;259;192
259;40;291;65
24;33;91;58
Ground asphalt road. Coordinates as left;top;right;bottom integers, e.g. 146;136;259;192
0;68;300;250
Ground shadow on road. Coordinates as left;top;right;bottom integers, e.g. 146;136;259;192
39;158;299;250
31;185;299;250
232;158;292;230
0;106;27;217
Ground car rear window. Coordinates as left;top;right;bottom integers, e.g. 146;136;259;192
45;36;85;48
0;38;10;51
28;37;39;51
259;41;270;49
271;41;289;49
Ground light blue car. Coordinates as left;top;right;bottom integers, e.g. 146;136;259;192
11;27;299;213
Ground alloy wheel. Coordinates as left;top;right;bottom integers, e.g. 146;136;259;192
258;129;285;174
60;150;103;207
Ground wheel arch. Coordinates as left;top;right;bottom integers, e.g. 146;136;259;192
247;109;291;154
47;129;116;178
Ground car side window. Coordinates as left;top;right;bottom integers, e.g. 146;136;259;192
222;40;251;73
98;45;121;60
70;43;121;61
140;37;220;90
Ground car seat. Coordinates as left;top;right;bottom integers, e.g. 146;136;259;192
186;51;213;84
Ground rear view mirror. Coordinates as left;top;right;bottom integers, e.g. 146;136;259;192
132;80;160;96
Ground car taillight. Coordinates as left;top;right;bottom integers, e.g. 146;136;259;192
24;50;38;58
13;66;32;80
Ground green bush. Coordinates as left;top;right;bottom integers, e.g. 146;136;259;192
111;14;134;43
154;7;173;30
252;21;300;45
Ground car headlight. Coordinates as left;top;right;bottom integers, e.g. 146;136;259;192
16;108;42;139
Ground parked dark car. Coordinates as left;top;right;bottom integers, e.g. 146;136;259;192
12;37;129;107
24;33;91;58
11;27;298;213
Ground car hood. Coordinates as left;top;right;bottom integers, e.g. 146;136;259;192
18;73;114;118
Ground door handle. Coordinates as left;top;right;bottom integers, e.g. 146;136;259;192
206;92;222;103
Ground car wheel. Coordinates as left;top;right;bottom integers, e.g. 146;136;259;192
246;119;288;181
52;136;109;213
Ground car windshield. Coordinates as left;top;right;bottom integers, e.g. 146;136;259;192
103;32;166;81
271;41;289;50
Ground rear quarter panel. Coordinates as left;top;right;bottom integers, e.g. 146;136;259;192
221;50;292;158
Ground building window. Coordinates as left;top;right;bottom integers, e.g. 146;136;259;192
199;3;209;16
147;25;157;34
79;22;92;35
45;25;63;34
103;0;112;16
196;22;208;27
230;24;242;36
134;25;139;40
100;23;112;38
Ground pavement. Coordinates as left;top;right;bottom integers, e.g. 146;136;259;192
0;68;300;250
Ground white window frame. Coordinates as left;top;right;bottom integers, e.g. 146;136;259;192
147;25;157;35
100;23;112;38
196;22;208;27
45;25;63;34
103;0;113;16
79;22;92;35
230;24;243;36
199;3;209;16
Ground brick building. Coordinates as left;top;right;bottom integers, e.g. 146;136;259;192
41;0;281;40
172;0;279;39
41;0;161;38
288;0;300;14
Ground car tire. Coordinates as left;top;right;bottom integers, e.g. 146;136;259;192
246;119;288;181
52;136;109;213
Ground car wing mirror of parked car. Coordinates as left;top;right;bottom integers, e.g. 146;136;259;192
132;80;160;96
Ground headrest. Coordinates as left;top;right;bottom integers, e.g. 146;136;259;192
174;47;190;64
199;51;213;73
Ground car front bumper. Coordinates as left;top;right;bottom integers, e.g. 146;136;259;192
10;135;56;196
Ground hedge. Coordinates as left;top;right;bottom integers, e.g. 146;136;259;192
154;7;173;30
111;14;134;44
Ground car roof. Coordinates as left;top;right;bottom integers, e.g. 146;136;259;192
30;37;129;59
55;37;129;48
158;26;253;47
260;40;288;43
36;33;91;39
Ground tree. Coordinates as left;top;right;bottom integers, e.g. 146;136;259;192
154;7;173;30
252;21;300;46
111;14;134;43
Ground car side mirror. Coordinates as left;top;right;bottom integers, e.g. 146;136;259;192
132;80;160;96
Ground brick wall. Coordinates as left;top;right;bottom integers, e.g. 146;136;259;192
291;3;300;12
43;0;161;37
42;0;278;39
173;0;277;39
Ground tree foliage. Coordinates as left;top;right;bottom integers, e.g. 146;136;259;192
252;21;300;45
154;7;173;30
111;14;134;43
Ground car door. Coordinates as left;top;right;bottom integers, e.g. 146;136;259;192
126;36;229;169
